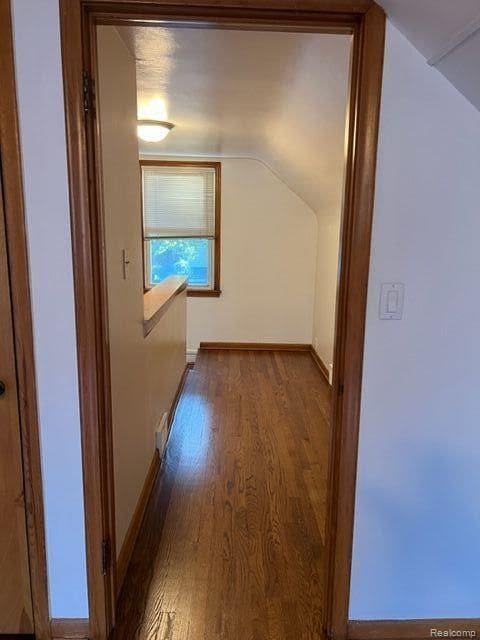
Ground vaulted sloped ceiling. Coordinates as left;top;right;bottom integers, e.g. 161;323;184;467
117;27;352;217
378;0;480;111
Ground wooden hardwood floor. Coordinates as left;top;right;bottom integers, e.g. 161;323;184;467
113;349;331;640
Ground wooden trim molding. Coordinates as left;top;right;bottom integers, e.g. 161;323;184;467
199;342;312;351
60;2;116;637
140;159;222;297
50;618;90;640
116;451;161;597
0;1;50;637
168;363;194;430
75;0;375;10
143;275;187;337
325;5;387;638
59;2;386;639
348;620;480;640
187;288;221;297
310;347;330;383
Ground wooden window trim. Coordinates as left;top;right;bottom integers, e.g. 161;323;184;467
140;159;222;297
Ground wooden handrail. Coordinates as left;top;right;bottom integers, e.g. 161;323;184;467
143;276;187;337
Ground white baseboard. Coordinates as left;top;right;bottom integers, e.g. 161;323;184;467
186;348;197;364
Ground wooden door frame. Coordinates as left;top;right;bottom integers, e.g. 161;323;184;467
59;2;385;639
0;1;50;638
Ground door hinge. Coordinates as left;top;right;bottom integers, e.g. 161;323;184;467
101;538;111;575
83;71;95;114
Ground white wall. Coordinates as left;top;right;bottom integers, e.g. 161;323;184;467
145;292;187;459
350;22;480;620
11;0;88;619
177;158;317;351
97;26;148;553
312;211;341;371
97;27;187;554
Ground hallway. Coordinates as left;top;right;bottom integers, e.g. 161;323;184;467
113;349;331;640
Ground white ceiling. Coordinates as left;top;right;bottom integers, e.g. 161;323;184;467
117;27;352;217
378;0;480;110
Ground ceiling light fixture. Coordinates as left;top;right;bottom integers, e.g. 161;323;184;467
137;120;175;143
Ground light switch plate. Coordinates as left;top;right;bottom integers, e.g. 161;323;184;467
379;282;404;320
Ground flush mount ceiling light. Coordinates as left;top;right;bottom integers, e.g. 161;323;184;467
137;120;175;143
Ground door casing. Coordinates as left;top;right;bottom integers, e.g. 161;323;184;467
59;2;386;639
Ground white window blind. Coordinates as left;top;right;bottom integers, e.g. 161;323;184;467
142;165;216;238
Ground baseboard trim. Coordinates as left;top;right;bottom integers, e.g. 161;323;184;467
116;450;160;597
199;342;311;352
168;363;193;429
116;363;192;597
50;618;89;639
309;346;330;383
348;619;480;640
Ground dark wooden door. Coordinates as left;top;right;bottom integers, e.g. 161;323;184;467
0;167;34;634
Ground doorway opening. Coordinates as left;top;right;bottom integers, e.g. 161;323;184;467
95;23;350;637
60;3;385;639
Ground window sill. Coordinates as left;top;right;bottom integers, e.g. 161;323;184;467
143;275;187;337
187;289;221;298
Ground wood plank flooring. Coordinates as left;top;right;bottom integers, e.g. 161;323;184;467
113;349;331;640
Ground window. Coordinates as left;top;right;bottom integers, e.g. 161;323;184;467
141;161;221;296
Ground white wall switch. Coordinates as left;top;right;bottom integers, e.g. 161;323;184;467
379;283;404;320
